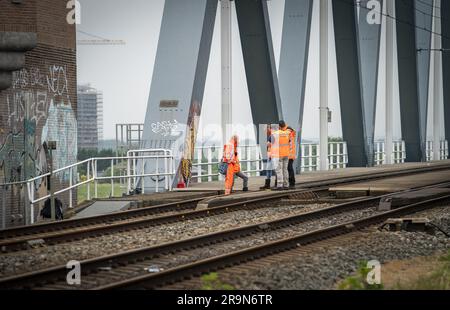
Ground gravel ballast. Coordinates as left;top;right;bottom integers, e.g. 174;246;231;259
67;206;382;289
0;202;337;277
228;204;450;290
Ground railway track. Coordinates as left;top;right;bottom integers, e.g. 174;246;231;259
98;192;450;290
1;181;449;290
0;189;323;252
1;164;449;252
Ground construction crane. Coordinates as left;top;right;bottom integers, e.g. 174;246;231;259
77;29;126;46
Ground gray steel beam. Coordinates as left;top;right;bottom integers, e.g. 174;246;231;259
443;0;450;158
235;0;283;142
141;0;218;189
415;0;433;159
278;0;313;172
395;0;422;162
332;0;367;167
356;0;383;167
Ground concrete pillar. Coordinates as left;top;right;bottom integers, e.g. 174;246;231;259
0;71;12;90
0;31;37;91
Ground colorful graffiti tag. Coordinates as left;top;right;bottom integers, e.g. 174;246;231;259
0;65;77;184
41;100;77;181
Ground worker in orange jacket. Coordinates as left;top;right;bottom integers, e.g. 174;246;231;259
223;135;249;195
287;126;296;189
270;120;291;190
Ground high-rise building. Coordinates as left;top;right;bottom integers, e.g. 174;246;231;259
77;84;104;150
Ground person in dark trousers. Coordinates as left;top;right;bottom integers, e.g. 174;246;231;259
287;126;297;189
260;124;277;190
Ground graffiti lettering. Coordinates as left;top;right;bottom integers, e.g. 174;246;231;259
42;100;77;181
1;64;76;184
151;120;179;137
6;91;50;131
47;65;70;97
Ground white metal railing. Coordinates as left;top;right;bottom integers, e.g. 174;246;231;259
126;149;175;193
192;142;350;177
25;149;175;224
192;145;262;182
5;139;449;227
374;141;406;165
426;140;449;162
300;142;349;172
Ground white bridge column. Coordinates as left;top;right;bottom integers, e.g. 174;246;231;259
432;0;442;161
319;0;329;171
385;0;395;164
221;0;232;144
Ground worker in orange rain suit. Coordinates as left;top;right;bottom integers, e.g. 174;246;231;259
287;126;297;189
223;135;249;195
270;120;291;190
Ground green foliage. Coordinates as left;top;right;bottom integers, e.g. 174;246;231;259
103;166;124;178
77;148;115;175
201;272;234;290
338;261;383;290
77;183;126;204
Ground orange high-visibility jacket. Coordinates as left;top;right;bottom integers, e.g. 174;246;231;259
288;128;296;160
270;128;291;158
223;139;241;171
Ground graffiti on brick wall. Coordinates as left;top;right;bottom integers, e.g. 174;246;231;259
0;65;77;183
0;132;25;182
42;100;77;181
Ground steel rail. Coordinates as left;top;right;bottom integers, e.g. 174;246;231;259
1;181;449;290
1;164;450;252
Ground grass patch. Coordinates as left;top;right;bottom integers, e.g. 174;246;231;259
77;183;127;204
201;272;234;290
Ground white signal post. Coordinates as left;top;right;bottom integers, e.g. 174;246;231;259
319;0;329;171
432;0;442;161
385;0;395;164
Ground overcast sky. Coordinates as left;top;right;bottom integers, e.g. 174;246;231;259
77;0;444;142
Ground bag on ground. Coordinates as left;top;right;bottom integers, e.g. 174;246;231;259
41;198;64;220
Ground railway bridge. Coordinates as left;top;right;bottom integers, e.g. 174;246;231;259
1;0;450;293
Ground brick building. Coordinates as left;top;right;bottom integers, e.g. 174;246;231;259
0;0;78;227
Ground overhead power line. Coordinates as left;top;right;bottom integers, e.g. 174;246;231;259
350;0;450;40
76;29;126;46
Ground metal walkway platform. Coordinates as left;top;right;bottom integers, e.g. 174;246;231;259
182;161;450;192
